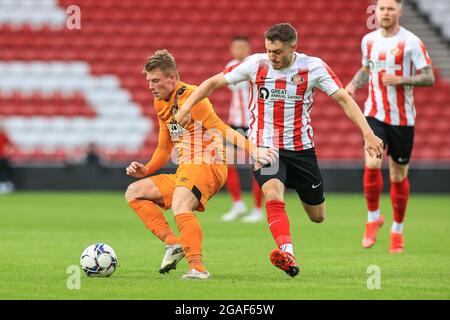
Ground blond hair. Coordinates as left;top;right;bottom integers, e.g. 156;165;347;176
144;49;179;79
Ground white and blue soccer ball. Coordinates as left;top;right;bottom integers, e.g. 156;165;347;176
80;243;118;277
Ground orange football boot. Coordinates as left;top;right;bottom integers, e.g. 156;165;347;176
270;249;300;277
362;215;384;248
389;232;404;253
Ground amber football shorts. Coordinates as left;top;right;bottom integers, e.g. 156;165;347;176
150;163;228;212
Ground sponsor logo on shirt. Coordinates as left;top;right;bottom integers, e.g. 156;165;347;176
258;87;304;101
369;60;402;73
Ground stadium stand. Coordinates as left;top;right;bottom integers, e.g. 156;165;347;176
0;0;449;164
414;0;450;40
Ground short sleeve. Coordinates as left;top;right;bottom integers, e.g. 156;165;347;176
361;36;370;67
223;54;257;85
409;37;432;70
313;60;343;96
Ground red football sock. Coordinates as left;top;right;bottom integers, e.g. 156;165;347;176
252;177;263;209
364;167;383;212
265;200;292;247
390;178;410;224
226;166;241;202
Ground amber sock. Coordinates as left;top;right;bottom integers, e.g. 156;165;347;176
175;213;205;273
129;199;179;245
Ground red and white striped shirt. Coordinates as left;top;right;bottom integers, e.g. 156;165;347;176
223;52;342;151
225;59;252;128
362;27;432;126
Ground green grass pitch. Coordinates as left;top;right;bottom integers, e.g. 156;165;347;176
0;191;449;300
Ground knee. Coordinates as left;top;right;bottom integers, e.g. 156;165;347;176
125;183;139;203
262;186;283;202
308;207;326;223
390;172;407;183
366;160;381;170
172;200;194;215
171;196;189;214
310;214;325;223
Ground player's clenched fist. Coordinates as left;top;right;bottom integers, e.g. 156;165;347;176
364;133;384;159
344;83;357;99
251;147;279;170
125;161;150;178
174;107;191;128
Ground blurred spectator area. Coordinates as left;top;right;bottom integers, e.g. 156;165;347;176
413;0;450;40
0;0;449;165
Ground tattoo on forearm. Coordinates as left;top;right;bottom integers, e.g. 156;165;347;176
351;69;370;89
401;66;435;86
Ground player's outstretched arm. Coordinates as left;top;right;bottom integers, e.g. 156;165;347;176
331;88;384;159
345;66;370;98
175;73;228;128
197;104;278;166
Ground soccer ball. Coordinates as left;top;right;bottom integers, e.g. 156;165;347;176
80;243;118;277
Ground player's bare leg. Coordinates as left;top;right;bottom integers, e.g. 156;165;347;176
172;186;210;280
125;177;165;206
362;149;385;248
388;158;409;253
262;179;299;277
125;178;184;274
302;202;326;223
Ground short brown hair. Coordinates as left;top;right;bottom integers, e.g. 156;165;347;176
232;35;249;42
144;49;179;79
377;0;402;5
264;23;297;44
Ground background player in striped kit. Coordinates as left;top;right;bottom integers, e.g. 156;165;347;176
221;36;264;223
0;120;14;194
345;0;435;253
175;23;384;277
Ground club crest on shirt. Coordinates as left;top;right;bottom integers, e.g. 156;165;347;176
166;120;185;141
391;47;402;56
291;74;304;85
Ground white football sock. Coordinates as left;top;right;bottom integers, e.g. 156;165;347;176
233;200;246;209
250;208;262;216
391;222;403;233
280;243;294;256
368;209;380;222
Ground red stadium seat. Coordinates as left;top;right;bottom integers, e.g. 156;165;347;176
1;0;448;162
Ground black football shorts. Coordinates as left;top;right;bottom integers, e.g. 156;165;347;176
253;148;325;206
366;117;414;165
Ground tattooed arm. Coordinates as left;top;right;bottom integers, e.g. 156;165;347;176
382;65;435;87
352;66;371;88
401;65;435;86
345;66;370;98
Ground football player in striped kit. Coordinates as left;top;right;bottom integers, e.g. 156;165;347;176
345;0;435;253
176;23;383;277
221;36;265;223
